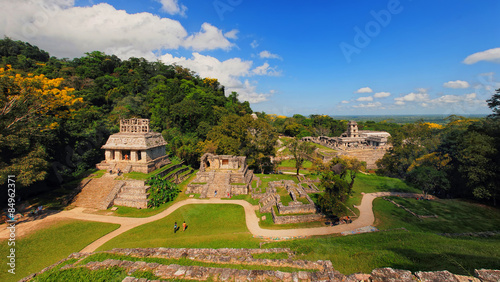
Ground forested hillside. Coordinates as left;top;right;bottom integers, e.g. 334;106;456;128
0;38;252;193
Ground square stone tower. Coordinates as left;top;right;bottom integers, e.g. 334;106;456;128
96;119;169;173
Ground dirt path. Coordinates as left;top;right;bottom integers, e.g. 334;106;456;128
0;192;420;253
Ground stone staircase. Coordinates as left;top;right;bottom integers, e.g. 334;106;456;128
206;171;230;198
113;180;150;209
71;175;119;209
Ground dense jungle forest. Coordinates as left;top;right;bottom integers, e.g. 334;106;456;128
1;38;499;206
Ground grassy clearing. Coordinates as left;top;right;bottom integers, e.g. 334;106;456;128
255;173;298;189
279;159;313;169
98;204;261;251
375;197;500;234
266;231;500;276
0;220;119;282
118;159;182;181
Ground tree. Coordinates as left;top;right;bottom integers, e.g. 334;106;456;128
407;166;450;198
286;138;315;175
317;172;350;216
0;66;82;187
487;88;500;117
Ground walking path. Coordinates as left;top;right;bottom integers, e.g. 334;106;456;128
0;192;420;253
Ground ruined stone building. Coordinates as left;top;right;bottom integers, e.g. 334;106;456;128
302;121;390;149
96;118;170;174
186;153;254;198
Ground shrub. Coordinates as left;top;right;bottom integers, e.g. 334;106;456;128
147;176;180;208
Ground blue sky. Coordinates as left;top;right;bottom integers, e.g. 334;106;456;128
2;0;500;116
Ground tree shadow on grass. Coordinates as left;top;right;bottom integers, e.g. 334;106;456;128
387;247;500;276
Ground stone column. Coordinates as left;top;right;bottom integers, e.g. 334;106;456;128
131;151;138;162
115;150;122;161
105;150;113;161
141;151;147;162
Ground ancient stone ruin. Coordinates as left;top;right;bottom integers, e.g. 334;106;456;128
186;153;254;198
254;179;324;225
22;247;499;282
96;118;170;174
302;120;390;169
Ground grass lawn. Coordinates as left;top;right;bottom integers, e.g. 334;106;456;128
266;231;500;276
374;197;500;234
279;159;313;169
0;220;119;282
98;204;261;251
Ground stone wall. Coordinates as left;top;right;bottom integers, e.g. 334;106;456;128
21;248;500;282
277;202;317;215
336;148;387;169
271;208;325;224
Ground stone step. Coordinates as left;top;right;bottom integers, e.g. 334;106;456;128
114;198;148;209
116;192;149;200
121;186;150;194
125;180;147;188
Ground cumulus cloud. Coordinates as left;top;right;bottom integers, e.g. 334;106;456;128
341;100;350;104
0;1;235;58
394;90;430;105
353;102;382;108
443;80;470;89
224;29;239;39
252;62;281;76
183;23;235;51
160;52;275;103
356;96;373;102
463;48;500;64
355;87;373;93
259;50;282;60
158;0;187;16
374;92;391;98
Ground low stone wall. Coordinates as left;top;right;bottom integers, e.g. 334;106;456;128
185;184;206;194
157;162;184;178
272;208;325;224
20;248;500;282
277;202;317;215
230;185;249;195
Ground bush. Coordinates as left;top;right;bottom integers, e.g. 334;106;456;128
147;176;180;208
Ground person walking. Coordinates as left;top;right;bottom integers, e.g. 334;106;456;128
182;221;187;231
174;222;178;233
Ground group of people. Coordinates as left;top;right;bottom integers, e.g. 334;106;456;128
109;168;121;175
173;221;187;233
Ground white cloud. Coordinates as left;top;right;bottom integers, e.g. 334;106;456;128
250;40;259;49
183;23;234;51
430;93;477;104
463;48;500;64
341;100;350;104
443;80;470;89
0;1;235;58
353;102;382;108
252;62;281;76
356;96;373;102
374;92;391;98
158;0;187;16
259;50;282;60
224;29;239;39
355;87;373;93
394;91;430;105
160;52;274;103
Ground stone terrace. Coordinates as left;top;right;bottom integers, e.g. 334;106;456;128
21;248;499;282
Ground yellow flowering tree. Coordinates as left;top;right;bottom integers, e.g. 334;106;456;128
0;66;82;186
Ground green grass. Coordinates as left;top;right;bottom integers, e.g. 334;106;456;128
98;204;261;251
119;160;182;181
266;231;500;276
0;220;119;282
374;197;500;234
254;173;299;190
345;173;420;211
279;159;313;169
306;142;338;153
